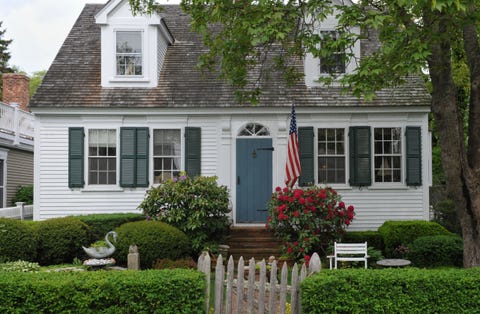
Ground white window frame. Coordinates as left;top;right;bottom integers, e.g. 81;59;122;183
152;128;182;184
317;127;346;184
319;31;346;75
87;128;118;186
115;30;144;77
373;127;402;184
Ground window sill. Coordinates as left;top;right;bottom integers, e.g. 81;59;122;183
109;76;150;83
367;184;411;190
81;186;124;192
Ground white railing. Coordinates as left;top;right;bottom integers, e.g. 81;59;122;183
198;252;321;314
0;102;34;143
0;202;33;220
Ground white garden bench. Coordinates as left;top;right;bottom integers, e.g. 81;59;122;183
327;242;369;269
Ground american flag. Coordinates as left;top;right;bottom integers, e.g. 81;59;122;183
285;103;301;187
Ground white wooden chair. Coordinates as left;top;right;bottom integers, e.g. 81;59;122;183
327;242;369;269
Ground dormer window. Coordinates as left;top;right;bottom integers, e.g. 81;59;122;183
116;31;143;76
319;31;346;75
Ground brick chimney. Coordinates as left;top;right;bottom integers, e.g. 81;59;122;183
2;73;30;112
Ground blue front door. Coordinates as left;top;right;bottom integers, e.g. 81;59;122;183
236;138;273;223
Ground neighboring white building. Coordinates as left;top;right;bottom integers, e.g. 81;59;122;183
30;0;431;230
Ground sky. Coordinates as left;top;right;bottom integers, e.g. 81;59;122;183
0;0;178;76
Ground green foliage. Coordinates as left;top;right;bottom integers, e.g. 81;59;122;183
11;185;33;205
0;269;205;313
378;220;452;258
36;217;91;265
139;174;231;254
0;260;40;272
0;21;13;100
409;235;463;268
29;70;46;97
114;220;190;269
432;198;461;234
0;218;36;263
343;231;384;251
301;268;480;313
75;213;145;242
267;186;355;260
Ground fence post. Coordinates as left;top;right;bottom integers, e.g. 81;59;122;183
11;103;20;146
15;202;25;220
214;255;224;314
197;251;211;314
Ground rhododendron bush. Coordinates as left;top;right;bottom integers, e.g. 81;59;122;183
266;186;355;261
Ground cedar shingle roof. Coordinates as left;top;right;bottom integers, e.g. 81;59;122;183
30;4;431;109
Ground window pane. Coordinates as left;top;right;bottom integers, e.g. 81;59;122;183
318;142;326;155
153;129;181;183
117;31;142;53
374;128;382;141
327;142;335;154
383;141;392;154
392;140;401;154
336;142;344;154
318;128;326;140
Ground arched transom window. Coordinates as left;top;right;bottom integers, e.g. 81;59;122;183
238;123;270;136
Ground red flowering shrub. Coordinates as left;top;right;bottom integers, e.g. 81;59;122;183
266;186;355;261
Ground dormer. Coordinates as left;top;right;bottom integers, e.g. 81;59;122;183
304;4;360;87
95;0;174;88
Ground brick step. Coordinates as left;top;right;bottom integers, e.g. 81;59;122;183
227;227;283;261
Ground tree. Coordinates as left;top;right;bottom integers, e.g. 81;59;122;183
130;0;480;267
29;70;46;98
0;21;13;100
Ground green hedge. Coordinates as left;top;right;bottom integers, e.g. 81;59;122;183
75;213;145;241
0;218;36;262
0;269;205;313
302;268;480;313
36;217;91;265
343;231;384;251
378;220;451;257
114;220;191;269
409;235;463;268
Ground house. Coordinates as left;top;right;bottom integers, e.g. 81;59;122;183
30;0;431;230
0;73;34;208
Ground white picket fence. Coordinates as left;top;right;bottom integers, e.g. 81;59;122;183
0;202;33;220
197;252;321;314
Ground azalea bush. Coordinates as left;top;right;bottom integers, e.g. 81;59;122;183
266;186;355;261
138;174;231;254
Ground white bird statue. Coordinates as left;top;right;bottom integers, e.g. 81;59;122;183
82;231;118;259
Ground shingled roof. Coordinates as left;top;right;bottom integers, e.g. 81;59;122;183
30;4;431;109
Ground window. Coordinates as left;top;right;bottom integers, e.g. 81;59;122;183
320;31;346;74
153;129;181;183
88;129;117;185
374;128;401;183
318;128;345;184
116;31;142;76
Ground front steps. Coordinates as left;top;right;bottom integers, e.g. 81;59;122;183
227;226;283;262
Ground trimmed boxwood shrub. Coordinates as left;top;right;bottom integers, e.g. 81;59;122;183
0;218;36;262
409;234;463;268
302;268;480;313
343;231;384;251
114;220;190;269
75;213;145;241
36;217;91;265
0;269;205;313
378;220;451;257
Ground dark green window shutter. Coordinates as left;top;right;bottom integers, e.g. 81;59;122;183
135;128;149;187
120;127;149;187
406;126;422;186
68;127;85;188
349;126;371;186
185;127;201;178
298;127;314;187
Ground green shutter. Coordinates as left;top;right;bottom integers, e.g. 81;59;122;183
135;128;149;187
298;127;314;187
120;127;150;187
68;127;84;188
406;126;422;186
349;126;371;186
185;127;201;178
